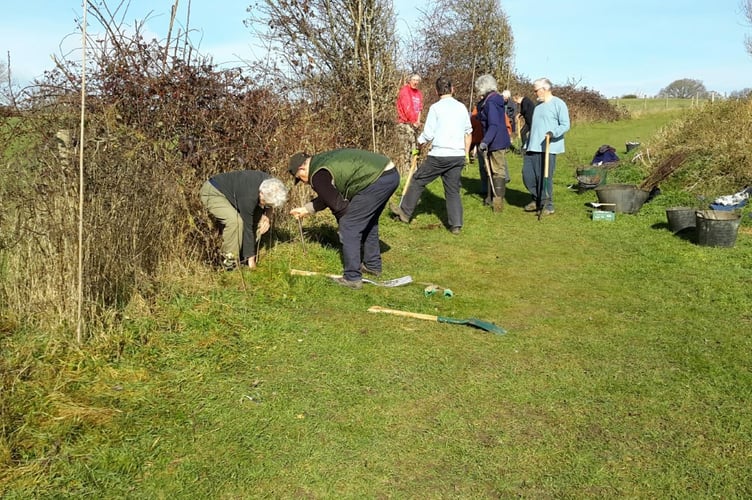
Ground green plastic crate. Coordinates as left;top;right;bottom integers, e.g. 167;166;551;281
592;210;615;221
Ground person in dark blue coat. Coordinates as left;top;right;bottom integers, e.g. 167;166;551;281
475;74;512;207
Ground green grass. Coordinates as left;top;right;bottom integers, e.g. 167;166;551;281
610;97;710;117
2;110;752;497
564;109;682;168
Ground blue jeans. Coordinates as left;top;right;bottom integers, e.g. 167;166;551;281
400;155;464;228
522;152;557;211
339;169;400;281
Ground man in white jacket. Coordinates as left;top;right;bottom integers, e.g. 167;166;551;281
391;76;472;234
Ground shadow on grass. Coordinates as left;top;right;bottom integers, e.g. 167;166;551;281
409;189;451;227
650;221;698;243
280;221;394;259
461;175;532;209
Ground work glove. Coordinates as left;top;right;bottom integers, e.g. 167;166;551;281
464;153;471;168
478;142;488;152
411;148;419;156
545;131;554;140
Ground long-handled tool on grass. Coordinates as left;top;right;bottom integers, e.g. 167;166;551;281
255;228;262;264
296;217;307;256
481;149;502;213
367;306;506;335
399;148;419;207
290;269;413;287
537;134;551;221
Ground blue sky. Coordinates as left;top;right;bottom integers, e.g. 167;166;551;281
2;0;751;98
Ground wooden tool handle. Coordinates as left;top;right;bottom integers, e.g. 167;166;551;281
368;306;438;322
401;152;419;198
290;269;339;278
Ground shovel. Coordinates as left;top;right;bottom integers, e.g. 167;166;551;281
537;134;551;221
290;269;413;287
399;148;419;207
367;306;506;335
296;217;307;256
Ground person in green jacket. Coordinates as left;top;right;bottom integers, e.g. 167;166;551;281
288;148;400;289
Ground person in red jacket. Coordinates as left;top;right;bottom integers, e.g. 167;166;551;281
395;74;424;172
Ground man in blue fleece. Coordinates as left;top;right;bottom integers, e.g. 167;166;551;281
522;78;570;215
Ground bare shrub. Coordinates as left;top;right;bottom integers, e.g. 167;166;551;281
639;99;752;195
417;0;514;108
246;0;400;155
553;84;625;122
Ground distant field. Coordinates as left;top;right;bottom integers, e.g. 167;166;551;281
609;97;710;115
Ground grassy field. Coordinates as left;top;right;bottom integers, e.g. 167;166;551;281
610;97;711;116
2;110;751;497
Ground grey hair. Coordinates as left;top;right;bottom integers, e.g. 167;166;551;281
259;178;289;208
501;89;511;99
475;74;498;96
533;78;552;91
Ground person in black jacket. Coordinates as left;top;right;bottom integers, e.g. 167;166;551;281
513;92;536;150
199;171;288;270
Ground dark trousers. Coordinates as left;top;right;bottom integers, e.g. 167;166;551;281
522;151;557;210
400;155;464;228
339;169;400;281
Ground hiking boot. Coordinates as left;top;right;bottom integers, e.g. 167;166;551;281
360;263;382;277
331;276;363;289
449;226;461;235
524;201;537;212
389;202;410;224
221;253;238;271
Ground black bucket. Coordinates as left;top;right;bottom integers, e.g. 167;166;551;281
695;210;741;247
595;184;650;214
626;141;640;153
576;166;609;192
666;207;696;233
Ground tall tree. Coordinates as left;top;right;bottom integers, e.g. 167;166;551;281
658;79;707;99
416;0;514;107
246;0;399;150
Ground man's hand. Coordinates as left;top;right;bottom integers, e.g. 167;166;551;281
546;131;554;140
478;142;488;152
257;214;271;235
